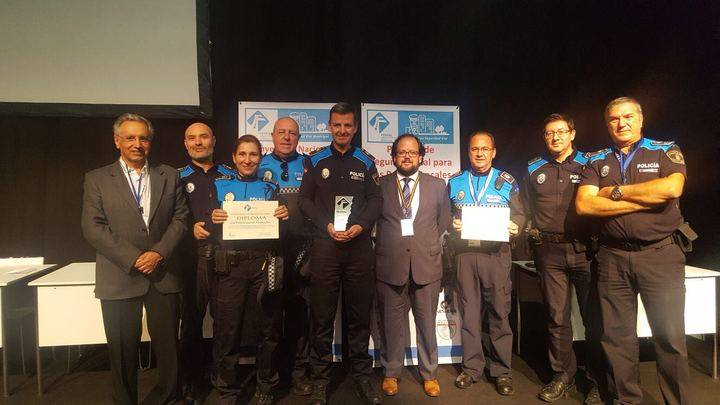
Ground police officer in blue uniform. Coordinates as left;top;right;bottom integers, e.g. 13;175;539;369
522;114;602;403
208;135;289;405
298;103;383;405
577;97;690;405
448;131;524;396
258;117;314;396
177;123;235;402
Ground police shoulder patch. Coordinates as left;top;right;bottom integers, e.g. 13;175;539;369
666;149;685;165
650;140;675;147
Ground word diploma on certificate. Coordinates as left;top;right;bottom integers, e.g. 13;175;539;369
222;200;279;240
461;205;510;242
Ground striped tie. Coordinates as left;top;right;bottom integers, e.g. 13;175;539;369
403;177;412;218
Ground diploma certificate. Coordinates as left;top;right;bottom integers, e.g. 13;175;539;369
461;205;510;242
222;200;279;240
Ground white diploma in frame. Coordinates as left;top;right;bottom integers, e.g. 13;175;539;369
222;200;279;240
461;205;510;242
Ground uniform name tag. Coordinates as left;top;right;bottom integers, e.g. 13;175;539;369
401;218;414;236
334;195;353;231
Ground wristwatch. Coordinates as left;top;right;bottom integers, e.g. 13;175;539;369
610;185;623;201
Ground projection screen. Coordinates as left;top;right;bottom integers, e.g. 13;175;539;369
0;0;211;117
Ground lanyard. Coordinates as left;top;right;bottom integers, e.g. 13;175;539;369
396;174;420;213
127;168;143;208
614;144;640;185
467;168;493;205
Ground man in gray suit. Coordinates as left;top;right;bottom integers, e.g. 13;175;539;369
375;133;452;398
82;113;189;404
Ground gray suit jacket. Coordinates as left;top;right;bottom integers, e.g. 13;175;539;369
81;161;189;300
375;171;452;286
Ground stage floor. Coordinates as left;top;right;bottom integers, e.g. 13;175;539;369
2;337;718;404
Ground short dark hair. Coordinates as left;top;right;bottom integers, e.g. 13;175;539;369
543;113;575;132
468;130;495;148
233;134;262;155
329;102;357;124
391;133;426;158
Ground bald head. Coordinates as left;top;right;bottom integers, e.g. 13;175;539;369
183;122;216;165
271;117;300;158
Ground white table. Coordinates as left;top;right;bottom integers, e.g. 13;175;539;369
512;261;720;379
29;262;154;394
0;258;56;396
29;262;297;393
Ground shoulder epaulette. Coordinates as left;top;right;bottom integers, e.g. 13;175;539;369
573;151;589;165
218;163;235;176
216;174;234;181
643;138;675;152
447;170;464;181
352;147;376;170
308;146;327;156
309;146;332;167
495;170;516;191
178;165;194;179
586;148;612;163
527;156;548;175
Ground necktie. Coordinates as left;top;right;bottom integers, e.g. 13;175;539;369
403;177;412;218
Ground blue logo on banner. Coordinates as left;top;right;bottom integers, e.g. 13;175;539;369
369;112;390;133
399;111;453;144
247;111;269;132
278;108;331;142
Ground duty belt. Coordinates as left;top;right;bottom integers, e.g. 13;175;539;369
219;249;266;262
540;232;571;243
601;235;674;252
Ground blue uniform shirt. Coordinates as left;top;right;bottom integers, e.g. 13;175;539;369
447;167;525;248
259;152;309;239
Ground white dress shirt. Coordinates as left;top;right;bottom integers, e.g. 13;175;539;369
396;170;420;220
119;158;151;227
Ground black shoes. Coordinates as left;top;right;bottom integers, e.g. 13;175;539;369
454;371;475;389
584;382;602;404
292;377;314;396
307;383;327;405
355;377;383;404
495;376;514;396
538;378;575;402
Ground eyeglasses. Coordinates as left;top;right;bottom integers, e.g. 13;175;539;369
280;161;289;181
396;150;420;157
544;129;572;138
120;135;151;144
